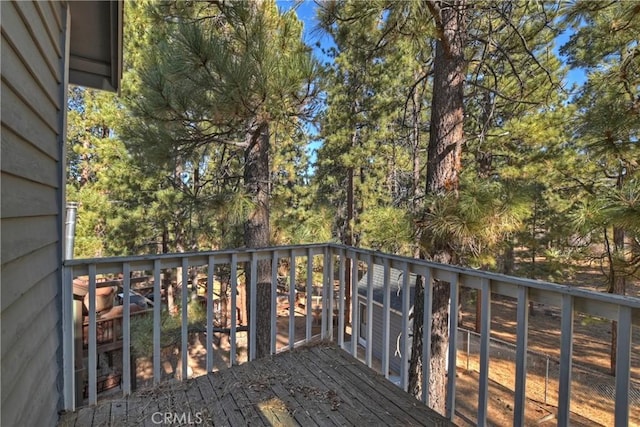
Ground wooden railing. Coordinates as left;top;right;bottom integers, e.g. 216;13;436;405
62;243;639;426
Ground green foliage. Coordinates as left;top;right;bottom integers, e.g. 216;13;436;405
420;176;529;267
130;300;207;358
359;207;413;255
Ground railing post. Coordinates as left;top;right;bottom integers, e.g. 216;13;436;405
306;247;313;344
289;250;296;351
513;285;529;426
153;259;162;383
62;265;75;410
557;294;574;426
381;258;391;379
322;245;334;341
446;273;460;421
614;306;632;427
338;248;346;348
351;251;359;357
230;253;238;366
88;264;97;405
271;251;278;354
181;257;189;379
421;268;433;406
477;278;492;424
249;252;258;361
122;263;131;395
365;254;374;368
400;262;410;392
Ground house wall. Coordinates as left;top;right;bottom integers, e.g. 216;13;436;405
1;1;68;425
357;295;407;375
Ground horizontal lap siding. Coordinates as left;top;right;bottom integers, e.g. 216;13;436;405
359;296;405;375
0;1;65;426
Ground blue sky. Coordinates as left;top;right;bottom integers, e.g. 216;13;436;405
276;0;587;166
278;1;587;89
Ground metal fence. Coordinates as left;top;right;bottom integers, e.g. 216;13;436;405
456;327;640;426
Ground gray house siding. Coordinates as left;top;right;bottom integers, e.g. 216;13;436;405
356;296;408;375
357;264;417;376
1;1;67;426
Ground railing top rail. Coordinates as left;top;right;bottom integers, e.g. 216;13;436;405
329;244;640;311
63;242;332;267
63;242;640;311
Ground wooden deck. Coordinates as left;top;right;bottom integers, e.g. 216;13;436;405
59;343;453;426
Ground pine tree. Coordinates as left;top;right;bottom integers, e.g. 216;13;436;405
561;0;639;373
123;0;317;358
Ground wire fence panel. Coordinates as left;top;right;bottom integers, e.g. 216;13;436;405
456;328;640;426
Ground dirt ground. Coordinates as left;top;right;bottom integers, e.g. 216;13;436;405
453;262;640;427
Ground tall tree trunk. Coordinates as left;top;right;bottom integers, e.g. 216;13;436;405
609;172;626;374
409;0;466;416
244;120;272;359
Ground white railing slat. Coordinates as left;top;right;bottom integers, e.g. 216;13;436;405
289;250;296;351
88;264;97;406
365;255;374;368
306;248;313;343
615;306;632;427
249;253;258;361
230;254;238;366
422;268;434;406
400;262;410;391
271;252;278;354
122;263;131;395
62;266;75;410
382;258;391;379
351;253;359;358
338;249;346;347
514;285;529;425
181;258;189;379
446;273;459;421
557;294;574;426
477;278;491;423
153;259;162;383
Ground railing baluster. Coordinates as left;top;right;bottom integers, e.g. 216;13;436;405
615;306;632;427
322;246;334;340
400;262;410;391
382;258;391;379
514;285;529;425
477;278;491;423
557;294;574;426
289;250;296;351
365;255;374;368
446;273;459;421
59;242;639;420
122;263;131;395
153;260;162;384
351;252;359;358
422;268;433;405
271;252;278;354
181;257;189;379
206;255;215;372
88;264;97;405
230;253;238;366
306;248;313;343
249;252;258;361
338;248;346;348
62;265;75;410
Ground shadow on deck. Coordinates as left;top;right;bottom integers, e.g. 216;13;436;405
58;342;453;426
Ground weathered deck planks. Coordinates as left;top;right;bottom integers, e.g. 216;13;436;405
58;343;453;426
